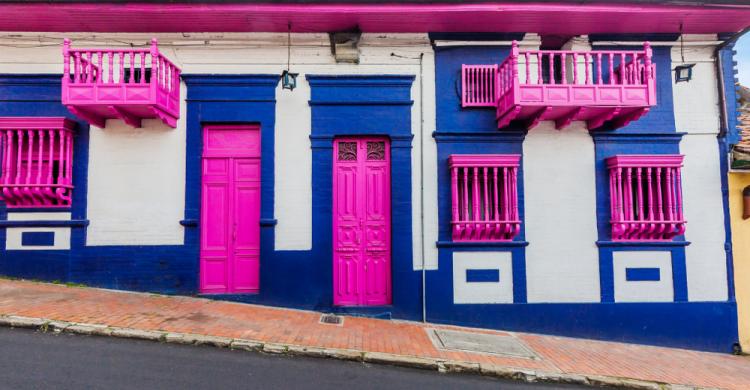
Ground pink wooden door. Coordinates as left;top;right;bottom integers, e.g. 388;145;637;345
200;125;261;294
333;137;391;306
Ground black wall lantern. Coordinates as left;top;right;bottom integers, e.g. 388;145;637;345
281;23;298;91
674;63;695;83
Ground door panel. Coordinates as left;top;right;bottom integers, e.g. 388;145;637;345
333;137;391;306
200;125;260;294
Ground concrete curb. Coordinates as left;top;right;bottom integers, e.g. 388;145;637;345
0;314;707;390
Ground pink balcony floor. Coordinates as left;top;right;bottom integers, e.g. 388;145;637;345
497;104;649;131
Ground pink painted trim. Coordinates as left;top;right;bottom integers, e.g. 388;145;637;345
449;154;521;242
606;154;685;241
0;3;748;34
0;117;76;208
62;38;181;129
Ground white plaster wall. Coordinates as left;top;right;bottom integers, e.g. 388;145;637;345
671;35;728;302
6;212;72;250
453;251;513;304
680;134;729;301
0;33;438;263
86;89;187;245
524;123;600;303
613;251;674;303
671;35;720;135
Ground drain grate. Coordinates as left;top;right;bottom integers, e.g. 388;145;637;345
429;329;538;359
319;313;343;325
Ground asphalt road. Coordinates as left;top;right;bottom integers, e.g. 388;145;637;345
0;327;597;390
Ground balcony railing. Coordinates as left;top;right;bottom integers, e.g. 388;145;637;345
62;38;181;128
449;155;521;242
0;117;76;208
462;41;656;130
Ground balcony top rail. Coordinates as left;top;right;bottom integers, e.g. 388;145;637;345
62;38;180;96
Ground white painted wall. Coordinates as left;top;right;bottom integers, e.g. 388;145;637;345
671;35;728;301
523;123;601;302
6;212;71;250
613;251;674;303
0;33;438;262
85;87;187;246
453;251;513;304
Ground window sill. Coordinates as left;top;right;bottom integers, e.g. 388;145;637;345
436;240;529;248
596;240;690;248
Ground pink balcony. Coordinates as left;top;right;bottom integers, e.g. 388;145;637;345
0;117;76;208
62;38;181;129
462;41;656;130
606;155;685;241
449;155;521;242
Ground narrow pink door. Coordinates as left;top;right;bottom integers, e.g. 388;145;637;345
200;125;261;294
333;137;391;306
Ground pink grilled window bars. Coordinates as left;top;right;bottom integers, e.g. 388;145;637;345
461;41;656;131
606;155;685;241
0;117;76;208
62;38;181;129
449;155;521;241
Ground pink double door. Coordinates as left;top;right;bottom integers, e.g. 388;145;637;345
200;125;261;294
333;137;392;306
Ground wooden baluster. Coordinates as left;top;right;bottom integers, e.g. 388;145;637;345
462;167;469;227
548;52;555;85
572;53;578;84
524;52;530;84
108;52;114;83
596;52;602;84
665;166;674;222
585;53;591;84
625;167;633;223
655;167;663;222
97;51;103;84
483;167;489;222
502;167;509;223
646;167;654;222
537;52;542;84
46;130;54;188
62;39;70;85
119;52;125;84
636;167;644;222
620;53;626;85
36;130;44;187
472;167;480;238
561;53;566;84
493;167;499;221
615;168;624;224
85;53;93;83
609;170;617;224
128;52;135;83
644;42;653;83
66;131;73;186
25;130;34;187
140;51;146;83
608;53;614;85
14;131;23;186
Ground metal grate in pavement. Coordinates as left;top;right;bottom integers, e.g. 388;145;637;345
319;314;343;326
429;329;538;359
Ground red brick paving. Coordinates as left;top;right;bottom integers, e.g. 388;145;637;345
0;279;748;389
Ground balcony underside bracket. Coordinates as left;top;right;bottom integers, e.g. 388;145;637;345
66;106;105;129
497;105;521;129
555;107;585;130
149;106;178;128
587;107;621;130
612;107;650;129
108;106;142;128
525;106;551;130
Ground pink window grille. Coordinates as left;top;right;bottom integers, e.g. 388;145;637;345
0;117;76;208
449;154;521;241
606;155;685;241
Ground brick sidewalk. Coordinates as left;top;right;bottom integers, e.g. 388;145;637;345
0;279;748;389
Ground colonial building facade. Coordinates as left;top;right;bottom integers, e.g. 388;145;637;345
0;1;747;353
